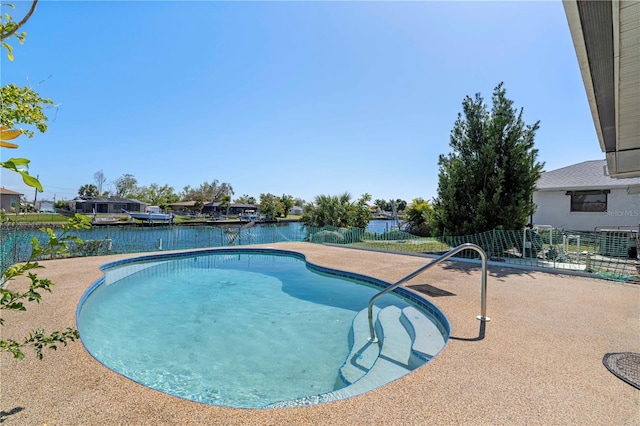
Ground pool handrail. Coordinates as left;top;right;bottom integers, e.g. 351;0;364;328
367;243;490;343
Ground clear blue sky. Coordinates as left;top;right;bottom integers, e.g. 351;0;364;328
1;0;604;204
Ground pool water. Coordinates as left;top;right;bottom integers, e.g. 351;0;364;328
77;249;446;408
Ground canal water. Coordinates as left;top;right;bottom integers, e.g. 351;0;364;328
1;220;398;271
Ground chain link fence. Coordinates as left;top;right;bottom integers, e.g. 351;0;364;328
2;223;638;282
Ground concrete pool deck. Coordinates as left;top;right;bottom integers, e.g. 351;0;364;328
1;242;638;425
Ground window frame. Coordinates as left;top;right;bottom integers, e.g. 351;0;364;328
566;190;609;212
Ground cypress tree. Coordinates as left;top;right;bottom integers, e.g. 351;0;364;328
433;83;544;236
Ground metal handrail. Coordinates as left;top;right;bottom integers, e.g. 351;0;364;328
367;243;490;342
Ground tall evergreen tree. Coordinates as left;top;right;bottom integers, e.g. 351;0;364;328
433;83;544;236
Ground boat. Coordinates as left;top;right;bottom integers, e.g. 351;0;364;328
123;208;174;223
92;216;121;225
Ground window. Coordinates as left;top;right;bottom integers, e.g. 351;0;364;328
567;190;608;212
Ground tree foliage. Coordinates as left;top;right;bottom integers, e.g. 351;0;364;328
0;1;38;60
134;183;178;208
78;184;99;198
0;2;52;191
403;198;434;237
220;194;231;216
0;156;42;191
109;174;179;207
279;194;294;218
1;83;55;136
1;1;84;360
193;196;205;213
432;83;544;236
0;83;55;191
1;214;90;359
181;180;233;202
113;173;138;198
374;199;407;212
300;193;372;228
234;194;257;205
258;193;283;220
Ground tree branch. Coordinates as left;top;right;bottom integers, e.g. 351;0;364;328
1;0;39;41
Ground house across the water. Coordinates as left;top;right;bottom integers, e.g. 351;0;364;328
0;187;23;212
67;197;147;214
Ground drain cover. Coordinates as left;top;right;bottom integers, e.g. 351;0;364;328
603;352;640;390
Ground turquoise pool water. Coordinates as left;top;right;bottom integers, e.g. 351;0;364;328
77;249;448;408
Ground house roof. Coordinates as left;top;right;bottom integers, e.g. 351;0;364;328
168;201;197;207
563;1;640;178
536;160;640;191
74;197;145;203
203;202;257;209
0;187;23;196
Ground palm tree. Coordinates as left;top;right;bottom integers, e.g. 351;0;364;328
279;194;294;218
78;184;99;198
300;192;372;228
220;194;231;217
403;198;434;236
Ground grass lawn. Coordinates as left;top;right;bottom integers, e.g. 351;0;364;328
2;212;71;223
173;216;207;224
353;238;450;254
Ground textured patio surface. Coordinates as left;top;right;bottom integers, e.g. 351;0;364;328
1;242;639;425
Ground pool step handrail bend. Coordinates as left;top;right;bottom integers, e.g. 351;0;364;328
367;243;490;343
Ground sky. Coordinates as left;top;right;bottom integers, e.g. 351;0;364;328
0;0;605;205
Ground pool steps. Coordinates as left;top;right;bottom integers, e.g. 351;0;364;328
338;305;445;387
327;306;415;401
332;305;444;398
266;305;445;408
400;306;445;365
337;306;381;385
377;306;413;367
265;304;445;408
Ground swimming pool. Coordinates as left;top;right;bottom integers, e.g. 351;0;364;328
77;248;449;408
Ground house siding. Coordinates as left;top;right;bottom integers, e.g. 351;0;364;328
0;195;19;211
71;198;146;214
533;188;640;231
0;189;23;212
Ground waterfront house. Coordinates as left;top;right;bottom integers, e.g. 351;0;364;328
69;197;147;214
0;187;23;212
289;206;303;215
36;200;55;213
203;202;258;217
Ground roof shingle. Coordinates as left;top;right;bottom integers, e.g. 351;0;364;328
536;160;640;191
